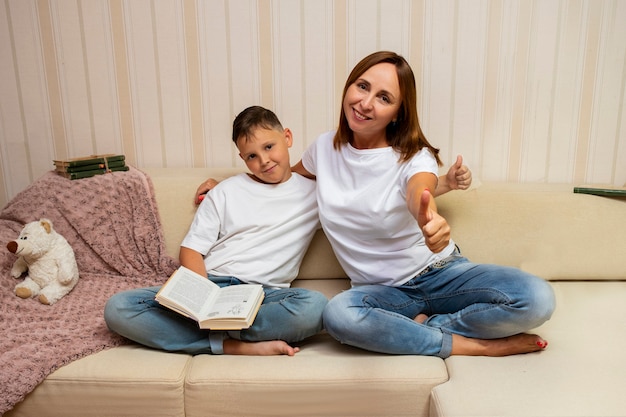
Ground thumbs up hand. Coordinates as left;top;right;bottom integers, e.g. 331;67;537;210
417;189;450;253
445;155;472;191
417;188;434;229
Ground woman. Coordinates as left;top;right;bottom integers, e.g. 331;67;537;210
292;51;555;358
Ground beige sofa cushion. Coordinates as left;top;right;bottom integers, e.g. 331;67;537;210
4;345;191;417
429;281;626;417
185;333;448;417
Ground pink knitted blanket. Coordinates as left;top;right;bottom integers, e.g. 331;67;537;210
0;167;179;414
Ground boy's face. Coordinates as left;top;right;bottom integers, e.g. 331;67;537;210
237;127;293;184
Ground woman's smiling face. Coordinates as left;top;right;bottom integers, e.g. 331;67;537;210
342;62;402;144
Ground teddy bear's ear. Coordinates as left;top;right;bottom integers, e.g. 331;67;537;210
39;219;52;234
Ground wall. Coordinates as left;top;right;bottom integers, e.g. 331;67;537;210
1;0;625;208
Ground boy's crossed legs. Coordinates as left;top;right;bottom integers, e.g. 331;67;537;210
104;282;327;356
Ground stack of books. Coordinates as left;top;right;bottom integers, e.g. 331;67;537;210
54;154;129;180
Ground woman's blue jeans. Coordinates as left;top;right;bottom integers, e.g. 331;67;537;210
104;276;327;354
322;252;556;358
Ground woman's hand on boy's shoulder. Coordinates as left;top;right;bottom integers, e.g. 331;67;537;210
195;178;220;204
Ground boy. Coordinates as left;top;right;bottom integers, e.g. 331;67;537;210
105;106;327;356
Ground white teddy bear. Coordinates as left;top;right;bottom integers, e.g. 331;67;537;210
7;218;79;305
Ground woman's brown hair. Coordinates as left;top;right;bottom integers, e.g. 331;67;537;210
333;51;442;165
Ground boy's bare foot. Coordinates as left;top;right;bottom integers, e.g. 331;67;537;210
451;333;548;357
414;313;428;324
223;339;300;356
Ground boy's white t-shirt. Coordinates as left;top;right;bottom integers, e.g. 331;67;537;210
181;173;319;288
302;131;455;287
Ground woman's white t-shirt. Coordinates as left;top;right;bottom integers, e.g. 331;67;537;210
181;173;319;288
302;131;455;287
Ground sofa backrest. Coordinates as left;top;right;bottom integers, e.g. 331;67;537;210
146;168;625;282
437;182;626;281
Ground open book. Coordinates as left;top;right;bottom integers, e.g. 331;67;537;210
156;266;265;330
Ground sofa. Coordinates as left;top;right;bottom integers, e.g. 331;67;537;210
5;167;626;417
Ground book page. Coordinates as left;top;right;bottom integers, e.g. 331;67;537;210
158;268;218;319
204;285;262;319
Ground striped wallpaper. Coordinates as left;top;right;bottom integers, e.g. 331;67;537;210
1;0;625;208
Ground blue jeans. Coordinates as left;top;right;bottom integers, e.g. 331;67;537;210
322;251;555;358
104;276;328;354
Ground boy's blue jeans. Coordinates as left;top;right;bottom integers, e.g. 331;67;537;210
104;276;327;354
322;252;556;358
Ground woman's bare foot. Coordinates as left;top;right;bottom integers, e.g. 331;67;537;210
223;339;300;356
451;333;549;357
